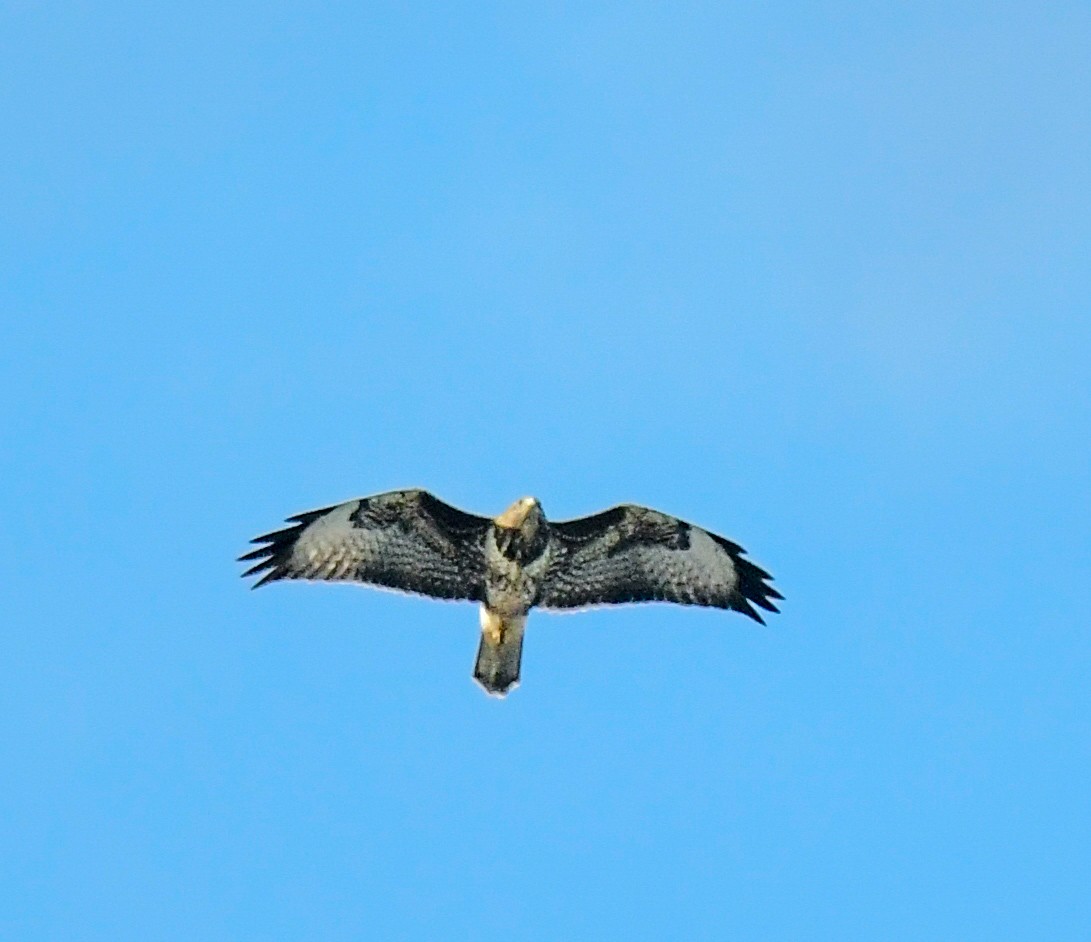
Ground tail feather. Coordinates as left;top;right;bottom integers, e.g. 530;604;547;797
474;610;525;697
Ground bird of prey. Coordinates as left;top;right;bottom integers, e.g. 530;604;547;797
239;489;781;697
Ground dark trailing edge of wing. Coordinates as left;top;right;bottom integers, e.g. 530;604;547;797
710;533;784;625
237;505;336;589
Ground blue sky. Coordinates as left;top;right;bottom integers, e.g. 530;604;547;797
3;3;1089;939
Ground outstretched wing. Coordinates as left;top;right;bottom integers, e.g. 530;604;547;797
239;488;491;601
539;504;782;622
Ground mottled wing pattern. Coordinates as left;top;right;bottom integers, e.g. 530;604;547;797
239;489;491;601
539;505;782;622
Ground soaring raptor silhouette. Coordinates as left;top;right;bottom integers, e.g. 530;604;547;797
239;489;781;696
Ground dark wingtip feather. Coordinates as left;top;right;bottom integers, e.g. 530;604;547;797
241;557;277;578
286;506;336;524
238;504;336;587
251;569;285;589
239;540;291;586
727;547;782;623
248;525;304;546
734;596;767;625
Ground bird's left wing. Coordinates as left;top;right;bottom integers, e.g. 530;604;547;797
539;504;782;622
239;488;491;601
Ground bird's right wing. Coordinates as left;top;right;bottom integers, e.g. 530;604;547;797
239;488;491;602
539;504;781;622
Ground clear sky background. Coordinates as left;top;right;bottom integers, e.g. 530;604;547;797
3;3;1089;940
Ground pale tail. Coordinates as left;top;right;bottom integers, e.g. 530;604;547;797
474;610;525;697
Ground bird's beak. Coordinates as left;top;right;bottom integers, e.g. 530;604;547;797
495;497;536;529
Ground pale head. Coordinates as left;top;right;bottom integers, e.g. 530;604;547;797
495;496;542;532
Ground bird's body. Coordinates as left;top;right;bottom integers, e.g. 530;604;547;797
239;489;781;696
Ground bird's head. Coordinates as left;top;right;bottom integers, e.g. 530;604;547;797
494;496;546;562
495;496;542;536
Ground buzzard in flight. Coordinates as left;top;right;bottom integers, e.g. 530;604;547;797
239;489;781;696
